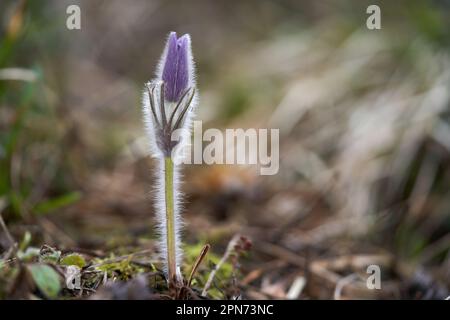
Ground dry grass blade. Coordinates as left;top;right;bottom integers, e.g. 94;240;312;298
187;243;210;288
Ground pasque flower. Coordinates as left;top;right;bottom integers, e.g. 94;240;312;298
144;31;197;158
142;32;198;288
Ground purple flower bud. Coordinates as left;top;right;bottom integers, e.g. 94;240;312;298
144;32;198;158
160;32;193;103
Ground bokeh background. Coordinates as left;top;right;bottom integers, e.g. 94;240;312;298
0;0;449;299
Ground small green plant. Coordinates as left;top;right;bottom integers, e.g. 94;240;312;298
142;32;198;289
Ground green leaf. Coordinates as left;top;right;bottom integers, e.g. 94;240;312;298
60;253;86;268
33;191;81;215
28;264;61;299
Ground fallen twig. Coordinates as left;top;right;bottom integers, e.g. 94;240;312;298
202;234;240;297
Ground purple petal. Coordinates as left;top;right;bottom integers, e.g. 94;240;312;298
162;32;190;102
175;35;189;99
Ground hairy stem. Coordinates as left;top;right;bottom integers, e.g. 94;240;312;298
164;156;177;285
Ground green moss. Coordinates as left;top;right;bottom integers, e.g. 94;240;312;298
95;256;145;281
60;253;86;268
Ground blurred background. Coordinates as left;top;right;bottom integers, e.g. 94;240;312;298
0;0;449;299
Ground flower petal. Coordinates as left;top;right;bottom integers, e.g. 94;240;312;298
162;32;190;102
